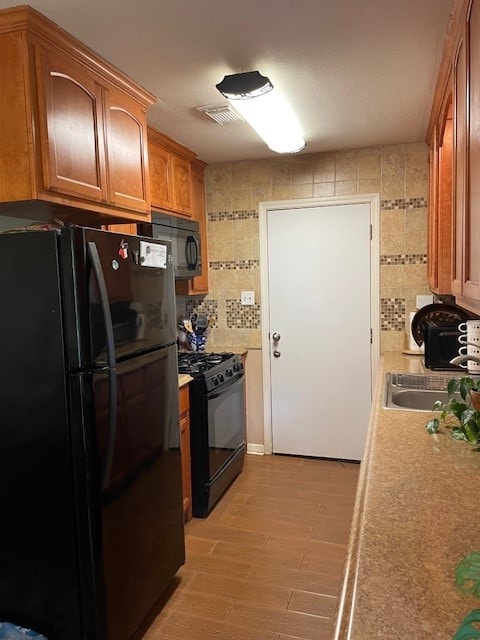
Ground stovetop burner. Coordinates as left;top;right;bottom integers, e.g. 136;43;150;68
178;351;234;374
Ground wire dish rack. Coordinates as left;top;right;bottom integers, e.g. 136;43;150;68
389;373;461;391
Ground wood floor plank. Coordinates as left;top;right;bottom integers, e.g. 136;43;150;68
162;589;234;622
264;533;347;559
209;540;304;570
226;601;332;640
155;610;281;640
248;564;341;596
186;572;293;609
185;521;270;549
288;590;338;617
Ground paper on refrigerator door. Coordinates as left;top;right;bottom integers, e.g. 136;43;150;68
140;241;167;268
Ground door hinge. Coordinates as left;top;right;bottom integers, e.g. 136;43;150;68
370;328;373;344
370;224;373;240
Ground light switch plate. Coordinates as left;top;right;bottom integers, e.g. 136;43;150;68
241;290;255;305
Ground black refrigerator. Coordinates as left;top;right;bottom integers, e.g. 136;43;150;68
0;226;185;640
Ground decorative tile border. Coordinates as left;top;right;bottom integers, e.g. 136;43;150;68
210;260;260;270
184;299;218;328
209;209;258;222
380;254;427;265
381;297;406;331
381;198;427;210
226;300;261;329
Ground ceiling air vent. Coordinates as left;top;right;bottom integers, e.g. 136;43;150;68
196;104;244;124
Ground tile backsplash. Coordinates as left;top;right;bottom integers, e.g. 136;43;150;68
177;142;430;353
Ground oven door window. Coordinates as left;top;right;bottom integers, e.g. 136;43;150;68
207;376;245;480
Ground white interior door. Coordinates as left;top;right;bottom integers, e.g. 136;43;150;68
266;201;374;460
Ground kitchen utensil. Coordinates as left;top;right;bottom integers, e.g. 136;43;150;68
195;315;209;335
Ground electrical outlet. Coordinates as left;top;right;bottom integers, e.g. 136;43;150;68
241;290;255;305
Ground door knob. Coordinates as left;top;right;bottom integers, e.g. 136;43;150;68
273;350;281;358
272;332;281;342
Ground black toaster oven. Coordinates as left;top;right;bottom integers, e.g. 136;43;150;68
424;318;463;370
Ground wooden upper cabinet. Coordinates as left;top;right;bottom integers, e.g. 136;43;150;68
171;154;193;216
148;127;195;218
103;86;150;212
35;44;107;203
0;5;154;222
149;142;172;209
176;160;209;296
428;92;453;296
452;32;467;297
463;0;480;302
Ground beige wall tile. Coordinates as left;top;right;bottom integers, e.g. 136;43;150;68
313;182;335;198
271;158;293;185
403;264;428;289
335;157;358;181
208;163;232;192
381;174;405;200
380;264;404;289
292;158;314;185
358;178;381;194
358;153;381;179
313;157;335;182
232;189;252;211
381;331;404;352
213;190;233;211
252;188;272;208
271;185;293;200
335;180;357;196
380;211;406;254
405;209;428;253
232;161;252;190
293;184;314;199
251;159;271;189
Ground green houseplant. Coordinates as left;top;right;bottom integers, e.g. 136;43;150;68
425;377;480;443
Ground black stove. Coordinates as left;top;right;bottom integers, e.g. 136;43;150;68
178;351;243;392
178;350;246;517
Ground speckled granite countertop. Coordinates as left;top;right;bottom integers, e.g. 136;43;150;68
335;352;480;639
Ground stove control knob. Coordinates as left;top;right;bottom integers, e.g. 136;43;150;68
233;362;243;372
218;374;224;383
226;369;233;377
212;377;219;386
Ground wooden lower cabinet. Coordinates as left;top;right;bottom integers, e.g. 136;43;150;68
179;384;192;522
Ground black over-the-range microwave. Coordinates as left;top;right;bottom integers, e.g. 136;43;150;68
139;213;202;279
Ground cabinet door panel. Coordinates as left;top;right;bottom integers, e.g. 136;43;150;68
149;143;172;209
104;87;150;214
172;154;192;217
35;45;106;201
452;35;466;296
465;0;480;299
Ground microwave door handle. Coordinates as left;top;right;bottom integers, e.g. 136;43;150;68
186;235;198;269
87;241;118;492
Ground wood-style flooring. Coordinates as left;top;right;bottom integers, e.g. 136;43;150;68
136;453;359;640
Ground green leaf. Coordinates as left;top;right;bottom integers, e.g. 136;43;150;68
452;609;480;639
456;554;480;598
425;418;439;434
452;427;468;441
449;378;460;398
433;400;444;411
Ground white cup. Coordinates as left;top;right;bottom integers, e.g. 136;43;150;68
458;320;480;333
458;343;480;372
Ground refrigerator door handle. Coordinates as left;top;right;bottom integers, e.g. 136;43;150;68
87;241;117;491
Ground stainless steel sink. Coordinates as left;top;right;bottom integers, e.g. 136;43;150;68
383;372;460;412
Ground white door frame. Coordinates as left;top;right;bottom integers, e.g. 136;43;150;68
259;194;381;456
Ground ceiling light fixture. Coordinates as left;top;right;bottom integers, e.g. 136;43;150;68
215;71;306;154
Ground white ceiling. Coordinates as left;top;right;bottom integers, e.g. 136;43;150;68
2;0;453;163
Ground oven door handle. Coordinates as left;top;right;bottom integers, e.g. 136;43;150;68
208;374;244;399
